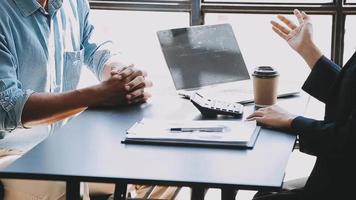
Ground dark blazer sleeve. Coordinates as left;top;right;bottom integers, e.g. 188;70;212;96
291;54;356;156
290;56;354;156
292;113;356;157
302;56;341;103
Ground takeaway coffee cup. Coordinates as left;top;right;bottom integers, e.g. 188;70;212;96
252;66;279;108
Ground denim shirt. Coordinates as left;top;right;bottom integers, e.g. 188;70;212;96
0;0;113;134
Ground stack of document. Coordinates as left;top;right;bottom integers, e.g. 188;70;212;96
123;118;261;148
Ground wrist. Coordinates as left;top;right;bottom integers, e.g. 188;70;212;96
76;85;103;107
298;42;323;69
286;115;298;129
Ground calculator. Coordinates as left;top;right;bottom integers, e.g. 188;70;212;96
190;92;244;118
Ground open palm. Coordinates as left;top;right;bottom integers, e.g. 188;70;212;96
271;9;314;53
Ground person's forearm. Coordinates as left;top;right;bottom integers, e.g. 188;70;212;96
298;41;323;69
21;86;102;128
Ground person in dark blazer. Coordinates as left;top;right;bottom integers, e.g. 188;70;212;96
247;9;356;200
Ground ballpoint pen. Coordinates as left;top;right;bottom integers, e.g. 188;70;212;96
169;126;225;132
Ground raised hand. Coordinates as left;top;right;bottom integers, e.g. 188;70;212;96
271;9;322;68
271;9;313;52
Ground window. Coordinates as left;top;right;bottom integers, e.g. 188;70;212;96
84;0;355;87
346;0;356;3
204;0;332;3
78;10;189;89
205;14;332;83
343;15;356;64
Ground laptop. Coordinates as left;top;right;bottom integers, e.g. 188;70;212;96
156;23;300;104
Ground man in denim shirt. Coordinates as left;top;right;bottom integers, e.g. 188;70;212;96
0;0;153;199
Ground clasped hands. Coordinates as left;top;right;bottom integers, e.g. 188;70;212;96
97;64;153;106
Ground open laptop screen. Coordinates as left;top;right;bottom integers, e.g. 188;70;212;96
157;23;250;90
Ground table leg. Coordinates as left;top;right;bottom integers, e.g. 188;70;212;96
66;180;80;200
191;186;207;200
114;183;127;200
221;187;237;200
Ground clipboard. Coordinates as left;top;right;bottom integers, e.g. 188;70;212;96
122;119;261;149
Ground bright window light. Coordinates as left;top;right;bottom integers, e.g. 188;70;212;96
78;10;189;92
204;0;332;3
205;13;332;85
344;15;356;64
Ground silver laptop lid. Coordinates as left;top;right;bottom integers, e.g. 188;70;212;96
157;23;250;90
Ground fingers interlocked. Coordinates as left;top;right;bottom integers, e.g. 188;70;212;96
111;64;135;79
111;65;153;104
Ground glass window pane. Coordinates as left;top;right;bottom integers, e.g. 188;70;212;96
344;15;356;64
204;0;332;3
79;10;189;91
205;14;332;84
91;0;189;2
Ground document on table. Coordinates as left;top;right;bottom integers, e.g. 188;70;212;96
123;118;261;148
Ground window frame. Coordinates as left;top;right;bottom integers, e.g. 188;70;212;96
89;0;356;66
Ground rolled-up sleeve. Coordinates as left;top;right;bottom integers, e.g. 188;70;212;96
0;34;34;131
80;0;114;81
